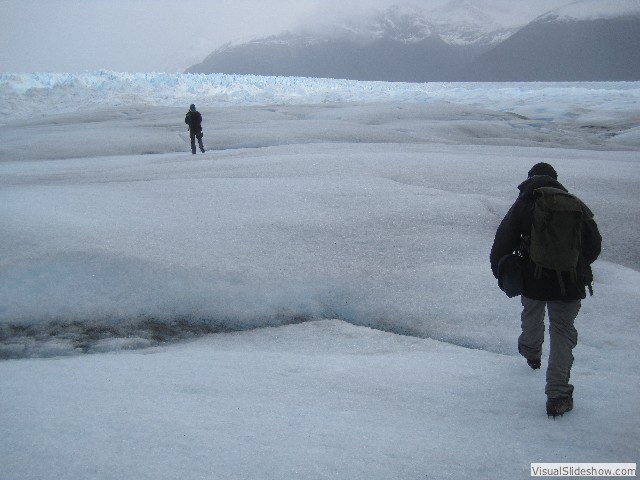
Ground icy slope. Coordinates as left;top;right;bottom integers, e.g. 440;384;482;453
1;73;638;480
1;320;638;480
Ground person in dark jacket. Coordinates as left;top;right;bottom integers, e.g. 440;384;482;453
490;162;602;417
185;104;205;154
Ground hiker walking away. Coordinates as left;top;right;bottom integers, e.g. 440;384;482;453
490;162;601;417
185;104;205;154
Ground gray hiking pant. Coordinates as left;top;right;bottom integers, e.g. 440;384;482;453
518;296;581;399
190;130;204;154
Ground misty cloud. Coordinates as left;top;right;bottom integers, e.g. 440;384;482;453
1;0;573;72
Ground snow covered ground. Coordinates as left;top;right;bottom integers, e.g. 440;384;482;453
1;73;639;479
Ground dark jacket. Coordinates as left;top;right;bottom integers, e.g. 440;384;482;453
490;175;602;301
185;110;202;132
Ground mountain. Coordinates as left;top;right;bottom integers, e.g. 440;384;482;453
186;5;514;82
186;1;640;82
186;35;485;83
462;0;640;81
427;0;515;46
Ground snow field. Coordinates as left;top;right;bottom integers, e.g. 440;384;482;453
2;320;638;480
1;73;639;479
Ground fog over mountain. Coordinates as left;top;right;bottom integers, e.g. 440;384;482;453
186;4;515;82
463;0;640;81
187;0;640;81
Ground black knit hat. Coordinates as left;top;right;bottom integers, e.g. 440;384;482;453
528;162;557;179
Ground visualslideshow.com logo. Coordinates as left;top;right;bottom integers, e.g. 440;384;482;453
531;463;636;477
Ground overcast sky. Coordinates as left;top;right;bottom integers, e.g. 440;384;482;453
1;0;569;73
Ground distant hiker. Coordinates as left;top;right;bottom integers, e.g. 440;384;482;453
185;104;205;154
490;162;601;418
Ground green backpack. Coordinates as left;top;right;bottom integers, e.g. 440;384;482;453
529;187;585;296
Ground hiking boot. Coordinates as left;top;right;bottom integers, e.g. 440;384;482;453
546;396;573;418
527;358;541;370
